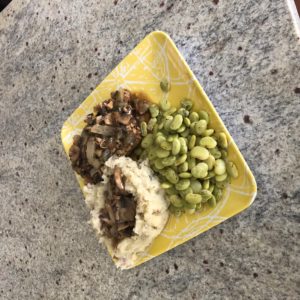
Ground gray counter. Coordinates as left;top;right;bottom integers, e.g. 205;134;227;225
0;0;299;299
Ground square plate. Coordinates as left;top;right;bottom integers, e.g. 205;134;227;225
61;31;257;268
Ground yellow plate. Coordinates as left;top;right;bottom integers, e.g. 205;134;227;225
61;31;257;268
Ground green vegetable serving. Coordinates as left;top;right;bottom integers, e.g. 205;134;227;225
136;97;239;216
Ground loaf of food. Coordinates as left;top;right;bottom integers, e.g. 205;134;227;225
69;89;169;269
84;156;169;269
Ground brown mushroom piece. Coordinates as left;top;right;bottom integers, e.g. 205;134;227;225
112;88;131;103
103;113;114;125
86;137;101;169
134;99;150;115
113;112;132;125
69;144;80;163
85;113;95;125
114;167;125;191
73;135;82;146
103;99;114;110
90;124;117;136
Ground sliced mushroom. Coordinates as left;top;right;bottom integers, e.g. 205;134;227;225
113;112;132;125
103;113;114;125
134;99;149;115
90;124;116;136
105;203;116;223
117;221;135;231
86;137;101;169
95;115;103;124
69;144;80;162
73;135;82;146
84;113;95;125
120;88;131;102
103;99;114;110
137;111;151;123
95;149;103;157
114;167;125;190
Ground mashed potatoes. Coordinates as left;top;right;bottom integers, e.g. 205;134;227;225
83;156;169;269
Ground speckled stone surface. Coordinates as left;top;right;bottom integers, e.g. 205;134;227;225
0;0;299;299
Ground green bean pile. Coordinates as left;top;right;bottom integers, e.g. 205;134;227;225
135;98;238;216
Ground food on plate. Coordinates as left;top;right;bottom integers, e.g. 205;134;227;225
68;88;150;184
84;156;168;269
67;86;239;268
135;97;239;216
68;89;169;269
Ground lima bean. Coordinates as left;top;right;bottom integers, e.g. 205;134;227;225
175;179;191;190
169;195;184;207
188;135;196;150
213;187;223;201
169;204;182;216
156;148;170;158
178;162;188;172
214;159;226;175
203;180;210;190
165;186;177;195
199;190;212;201
170;114;183;130
209;195;217;207
167;134;178;142
209;148;222;159
161;182;172;189
184;117;191;127
200;136;217;149
226;161;238;178
198;110;209;123
181;98;193;110
194;120;207;135
160;98;171;111
217;132;228;148
185;193;202;204
163;107;176;117
204;155;215;170
177;108;189;117
147;118;157;131
191;163;208;178
179;172;192;178
175;154;188;166
215;173;228;182
183;201;196;209
155;135;166;145
149;104;159;118
202;129;214;136
181;128;190;138
141;121;147;136
161;156;176;167
165;168;179;184
190;180;202;193
160;141;172;151
190;146;210;160
154;159;165;170
172;138;181;155
141;134;154;148
187;156;196;170
164;118;173;130
179;187;193;198
189;112;199;123
177;125;186;133
179;137;188;154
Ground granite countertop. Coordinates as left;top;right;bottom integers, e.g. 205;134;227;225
0;0;299;299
